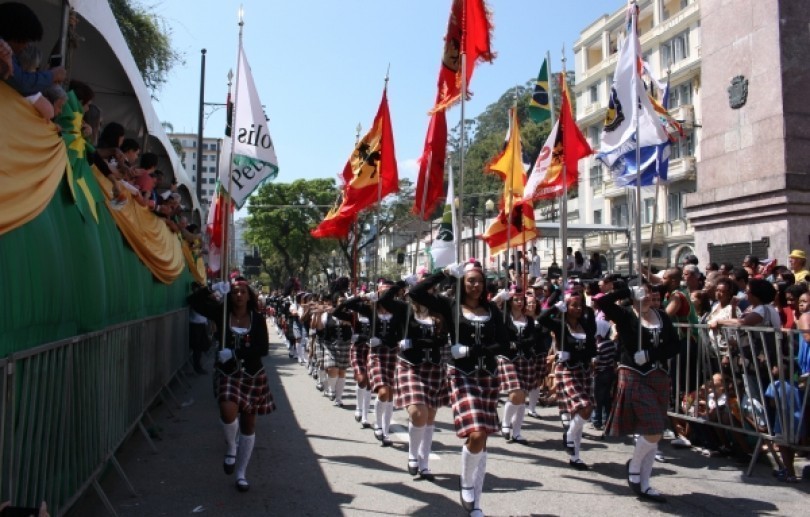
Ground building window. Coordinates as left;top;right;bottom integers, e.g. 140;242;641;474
589;83;599;104
611;201;629;227
669;80;693;108
589;164;603;188
588;126;602;148
660;30;689;68
668;191;684;220
593;209;602;225
208;177;216;184
670;133;694;159
642;198;656;224
191;164;196;171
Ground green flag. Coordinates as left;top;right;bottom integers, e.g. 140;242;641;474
528;58;551;123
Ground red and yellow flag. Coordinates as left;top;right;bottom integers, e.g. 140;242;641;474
310;202;355;239
486;107;526;215
432;0;495;113
412;110;447;220
482;199;537;255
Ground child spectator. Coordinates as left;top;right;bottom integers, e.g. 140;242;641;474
16;43;55;120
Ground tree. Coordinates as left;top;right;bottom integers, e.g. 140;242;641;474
110;0;182;93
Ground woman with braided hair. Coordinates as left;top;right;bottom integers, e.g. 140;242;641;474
409;260;509;517
187;277;274;493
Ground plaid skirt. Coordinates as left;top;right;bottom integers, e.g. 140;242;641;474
213;367;275;415
555;362;593;415
394;359;448;409
606;367;670;437
350;342;370;389
323;340;351;370
533;354;550;387
448;365;500;438
369;345;397;392
511;355;537;391
496;356;522;393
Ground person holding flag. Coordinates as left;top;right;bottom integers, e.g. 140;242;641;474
409;260;509;517
187;277;275;493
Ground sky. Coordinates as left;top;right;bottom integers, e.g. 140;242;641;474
151;0;623;189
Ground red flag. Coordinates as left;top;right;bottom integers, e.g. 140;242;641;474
482;199;538;255
485;107;526;215
206;187;232;275
310;203;355;239
559;73;592;185
337;88;399;218
412;110;447;219
432;0;495;113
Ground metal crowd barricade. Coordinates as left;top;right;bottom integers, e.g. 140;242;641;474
669;322;809;476
0;309;189;516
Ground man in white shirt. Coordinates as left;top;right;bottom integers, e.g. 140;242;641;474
528;246;542;279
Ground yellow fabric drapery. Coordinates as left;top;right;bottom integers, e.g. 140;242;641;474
93;169;187;284
182;240;207;285
0;82;67;235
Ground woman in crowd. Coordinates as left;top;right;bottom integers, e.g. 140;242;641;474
317;294;354;407
342;280;405;446
410;260;509;517
595;283;680;502
346;294;373;428
537;289;597;470
523;294;552;418
498;287;542;444
378;277;448;480
187;277;274;493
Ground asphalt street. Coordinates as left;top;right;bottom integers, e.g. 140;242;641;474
69;321;809;516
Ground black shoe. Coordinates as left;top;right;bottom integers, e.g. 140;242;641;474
381;435;393;447
354;413;362;422
501;426;512;439
223;454;236;475
316;382;324;392
361;421;372;429
235;478;250;492
419;469;435;481
527;410;540;419
459;479;475;512
329;393;336;401
569;459;589;471
510;435;529;445
408;460;419;476
374;428;384;441
639;487;667;503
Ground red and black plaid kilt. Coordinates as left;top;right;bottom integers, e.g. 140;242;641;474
323;340;351;370
554;362;593;415
605;367;670;437
213;368;275;415
369;345;397;392
533;354;549;388
511;355;537;391
394;359;446;409
350;342;370;389
447;366;500;438
496;356;522;393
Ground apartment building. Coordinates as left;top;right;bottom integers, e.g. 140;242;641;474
169;133;223;210
569;0;701;272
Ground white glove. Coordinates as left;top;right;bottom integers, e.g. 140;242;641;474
402;274;419;287
444;262;465;278
217;349;234;363
554;300;567;313
365;291;379;302
308;328;316;336
451;343;469;359
369;337;382;348
399;339;412;351
350;334;359;344
493;289;512;303
634;350;649;366
212;281;230;296
556;350;570;362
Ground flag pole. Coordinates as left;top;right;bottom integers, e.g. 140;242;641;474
545;50;558;266
351;122;362;293
559;49;568;355
454;48;467;345
219;6;245;351
370;70;390;341
631;2;644;354
647;65;670;282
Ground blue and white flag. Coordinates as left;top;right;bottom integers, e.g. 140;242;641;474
597;7;668;171
218;47;279;208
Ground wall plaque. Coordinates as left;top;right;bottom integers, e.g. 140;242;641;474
728;75;748;109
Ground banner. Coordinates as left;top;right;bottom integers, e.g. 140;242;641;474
218;47;279;208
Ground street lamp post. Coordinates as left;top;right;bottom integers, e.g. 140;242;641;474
484;198;495;275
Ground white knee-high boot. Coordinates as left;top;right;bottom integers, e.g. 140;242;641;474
418;424;435;471
512;406;526;439
334;377;346;404
630;435;657;485
568;414;586;461
222;418;238;469
381;401;394;436
501;402;516;435
527;387;539;413
408;422;425;463
235;433;255;481
473;450;488;510
460;445;482;509
359;388;370;423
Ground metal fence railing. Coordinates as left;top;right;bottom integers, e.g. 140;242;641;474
0;309;189;516
669;322;809;476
